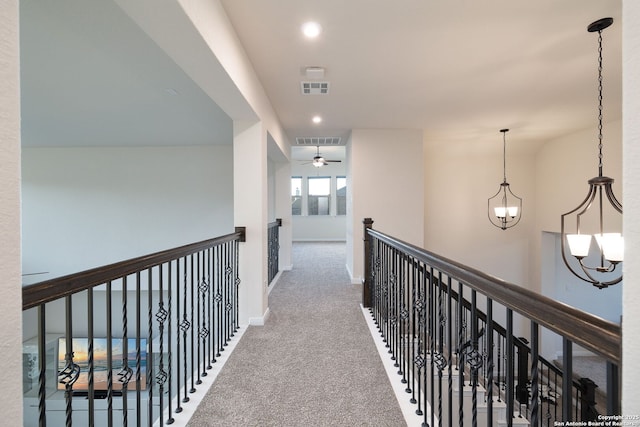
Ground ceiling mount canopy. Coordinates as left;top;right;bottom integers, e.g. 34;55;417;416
560;17;623;289
488;129;522;230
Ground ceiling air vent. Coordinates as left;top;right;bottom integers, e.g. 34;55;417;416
295;137;342;146
301;81;329;95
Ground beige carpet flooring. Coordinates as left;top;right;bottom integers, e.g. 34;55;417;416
187;242;406;427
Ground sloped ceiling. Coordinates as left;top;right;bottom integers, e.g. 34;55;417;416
20;0;232;147
20;0;622;155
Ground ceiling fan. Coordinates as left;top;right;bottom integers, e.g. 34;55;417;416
303;146;342;168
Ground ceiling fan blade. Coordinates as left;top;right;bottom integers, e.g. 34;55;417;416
325;160;342;163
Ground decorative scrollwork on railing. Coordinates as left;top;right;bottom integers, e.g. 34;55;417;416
199;326;210;339
179;318;191;332
465;348;483;371
156;305;169;324
414;354;426;370
156;369;168;387
118;365;133;386
389;315;398;326
198;278;209;295
58;357;81;387
433;352;448;371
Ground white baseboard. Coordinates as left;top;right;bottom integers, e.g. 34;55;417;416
249;307;270;326
268;272;282;295
346;263;362;285
360;305;433;427
154;324;247;427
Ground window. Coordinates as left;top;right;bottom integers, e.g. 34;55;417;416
336;176;347;215
308;176;330;215
291;176;302;215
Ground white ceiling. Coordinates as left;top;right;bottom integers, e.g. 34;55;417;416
20;0;622;159
20;0;233;147
221;0;622;155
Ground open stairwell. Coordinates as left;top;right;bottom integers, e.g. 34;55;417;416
364;306;531;427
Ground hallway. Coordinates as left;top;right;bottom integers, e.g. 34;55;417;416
187;242;406;426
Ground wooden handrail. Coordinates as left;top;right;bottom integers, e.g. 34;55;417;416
366;228;621;365
22;230;244;310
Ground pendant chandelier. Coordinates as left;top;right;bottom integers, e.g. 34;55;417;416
560;17;623;289
488;129;522;230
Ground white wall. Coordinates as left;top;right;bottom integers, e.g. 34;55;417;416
0;0;23;424
290;159;347;242
623;0;640;414
348;129;424;283
21;146;234;281
424;131;536;286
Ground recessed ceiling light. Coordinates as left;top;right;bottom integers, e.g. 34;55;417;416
312;115;322;124
302;21;322;38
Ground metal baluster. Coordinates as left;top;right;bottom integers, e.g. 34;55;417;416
196;252;202;386
428;267;435;427
215;246;222;358
496;333;502;403
412;262;421;415
471;290;478;427
175;258;184;412
190;255;196;394
135;271;142;427
147;269;155;426
167;260;175;424
506;308;514;427
234;239;241;334
392;250;398;370
157;265;169;426
562;338;573;421
181;256;190;404
223;243;229;346
209;247;217;366
486;299;494;427
437;271;445;427
530;322;540;427
60;295;79;427
106;281;114;426
457;281;464;427
199;250;208;378
121;276;132;427
447;277;453;427
88;288;95;427
37;305;47;427
206;248;213;371
553;367;558;424
413;261;420;405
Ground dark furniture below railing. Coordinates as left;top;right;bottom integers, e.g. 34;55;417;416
268;218;282;286
362;218;621;427
22;228;245;427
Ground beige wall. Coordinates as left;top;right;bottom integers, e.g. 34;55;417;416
622;0;640;415
424;131;536;286
347;128;424;283
0;0;23;424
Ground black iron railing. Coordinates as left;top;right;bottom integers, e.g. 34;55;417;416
267;218;282;286
22;228;245;427
363;218;621;427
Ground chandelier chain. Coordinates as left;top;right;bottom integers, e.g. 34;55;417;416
597;30;604;176
502;130;507;183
